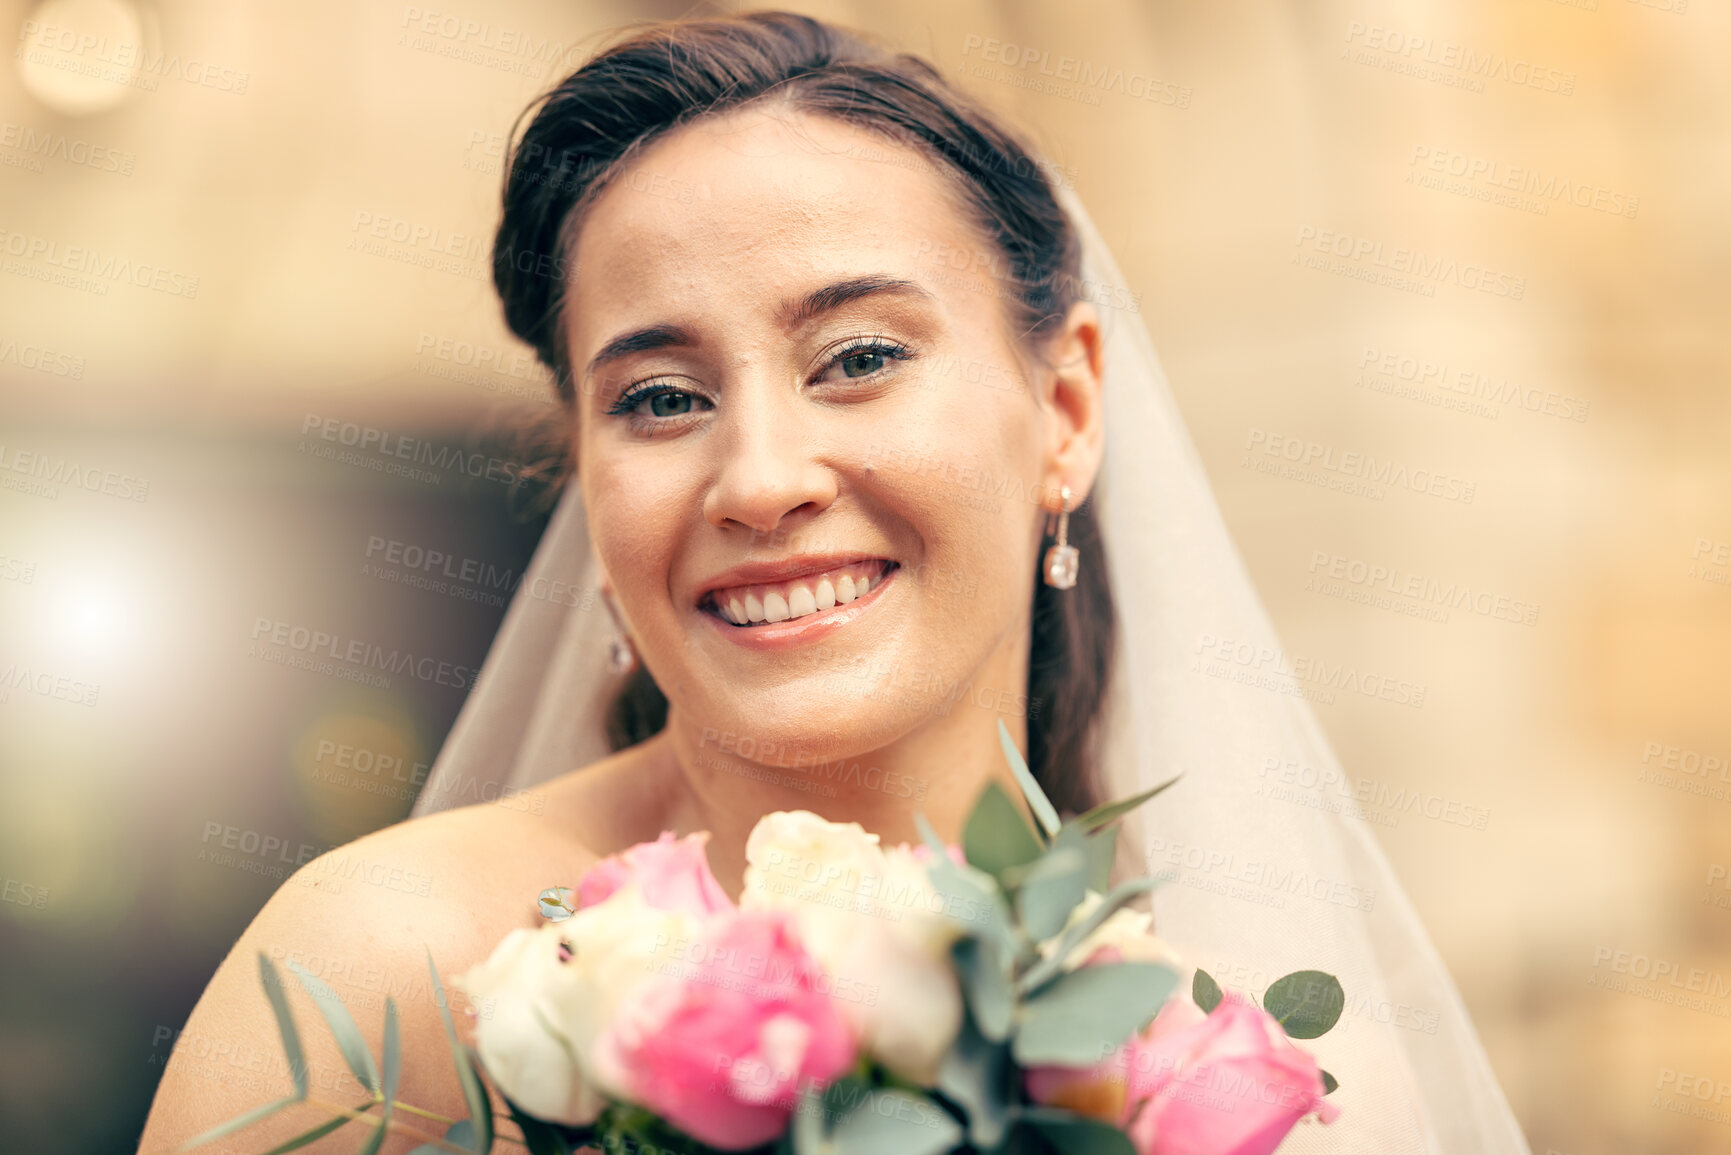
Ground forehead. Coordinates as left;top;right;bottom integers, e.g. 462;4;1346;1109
563;106;988;328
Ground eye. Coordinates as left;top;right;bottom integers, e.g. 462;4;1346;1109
607;381;710;423
840;347;886;378
816;338;913;386
647;392;693;417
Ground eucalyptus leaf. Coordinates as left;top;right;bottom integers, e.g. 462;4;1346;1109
997;719;1059;839
922;846;1015;950
175;1095;297;1152
259;954;309;1100
830;1089;963;1155
1015;877;1160;996
355;999;398;1155
407;1117;479;1155
1014;828;1090;941
1192;968;1223;1014
936;1013;1012;1148
1321;1069;1339;1095
963;781;1046;880
1012;1107;1138;1155
1263;971;1345;1040
1084;824;1118;893
1074;776;1182;833
820;1074;875;1129
1013;962;1178;1067
287;959;380;1097
508;1098;576;1155
258;1101;376;1154
952;937;1014;1042
428;951;493;1153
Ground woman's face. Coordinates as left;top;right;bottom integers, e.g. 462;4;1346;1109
564;105;1101;762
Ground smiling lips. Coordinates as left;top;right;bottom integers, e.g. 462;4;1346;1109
703;559;897;627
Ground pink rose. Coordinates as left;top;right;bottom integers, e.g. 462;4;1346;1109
597;909;857;1150
1124;994;1338;1155
578;831;733;916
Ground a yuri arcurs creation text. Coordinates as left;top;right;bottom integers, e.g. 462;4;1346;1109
172;723;1344;1155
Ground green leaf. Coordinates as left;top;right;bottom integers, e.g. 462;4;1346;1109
1263;971;1345;1040
936;1013;1012;1148
352;997;399;1155
998;719;1059;839
258;1100;376;1154
429;951;493;1153
175;1096;297;1151
1016;826;1091;941
920;841;1015;951
259;954;309;1100
952;937;1014;1041
830;1089;963;1155
1012;1106;1137;1155
508;1098;575;1155
1013;962;1178;1067
1074;777;1182;833
963;781;1046;880
408;1117;479;1154
1321;1069;1339;1095
1192;968;1223;1014
1015;877;1161;996
819;1073;875;1128
286;959;380;1096
1084;824;1117;893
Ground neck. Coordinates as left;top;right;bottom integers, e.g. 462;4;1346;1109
651;700;1033;898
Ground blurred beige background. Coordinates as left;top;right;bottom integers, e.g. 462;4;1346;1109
2;0;1728;1151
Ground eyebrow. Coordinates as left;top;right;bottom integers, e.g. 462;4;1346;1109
579;275;936;385
582;323;694;384
777;274;936;327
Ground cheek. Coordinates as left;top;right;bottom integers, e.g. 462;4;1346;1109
581;450;691;605
877;405;1044;604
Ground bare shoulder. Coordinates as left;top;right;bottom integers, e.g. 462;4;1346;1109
137;795;600;1155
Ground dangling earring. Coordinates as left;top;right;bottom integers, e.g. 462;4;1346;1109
1043;484;1080;590
600;589;638;675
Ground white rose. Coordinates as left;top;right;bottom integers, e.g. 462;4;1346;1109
459;884;702;1123
741;812;962;1083
457;925;603;1126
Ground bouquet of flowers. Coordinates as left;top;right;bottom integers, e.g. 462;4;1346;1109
179;723;1342;1155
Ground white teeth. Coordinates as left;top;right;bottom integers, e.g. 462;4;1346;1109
712;562;891;626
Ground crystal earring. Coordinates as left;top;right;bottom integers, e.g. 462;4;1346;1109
1043;484;1080;590
600;589;638;675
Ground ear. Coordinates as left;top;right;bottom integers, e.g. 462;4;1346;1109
1036;301;1107;510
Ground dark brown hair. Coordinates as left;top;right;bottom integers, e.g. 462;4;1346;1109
492;11;1114;814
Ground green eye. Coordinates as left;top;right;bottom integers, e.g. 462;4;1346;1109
840;349;886;378
647;392;693;416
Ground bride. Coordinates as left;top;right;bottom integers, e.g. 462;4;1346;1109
141;12;1529;1154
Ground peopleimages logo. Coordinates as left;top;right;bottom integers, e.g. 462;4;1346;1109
1294;226;1524;300
249;617;477;690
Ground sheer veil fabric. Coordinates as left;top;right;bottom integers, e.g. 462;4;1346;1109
413;189;1531;1155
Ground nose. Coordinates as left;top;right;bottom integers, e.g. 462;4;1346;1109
701;389;838;537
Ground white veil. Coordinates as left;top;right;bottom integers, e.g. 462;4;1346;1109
414;188;1532;1155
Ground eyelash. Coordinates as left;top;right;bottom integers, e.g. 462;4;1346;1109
605;336;916;428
